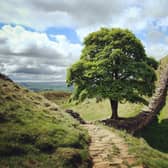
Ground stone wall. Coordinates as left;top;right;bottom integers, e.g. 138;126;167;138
134;64;168;132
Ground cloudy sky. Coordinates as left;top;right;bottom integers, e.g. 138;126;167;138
0;0;168;82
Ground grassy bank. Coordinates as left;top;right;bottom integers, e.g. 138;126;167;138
0;75;91;168
112;126;168;168
40;91;71;105
42;87;168;168
136;92;168;153
42;92;143;121
64;99;143;121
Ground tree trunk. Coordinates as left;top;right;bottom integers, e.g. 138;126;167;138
110;99;118;120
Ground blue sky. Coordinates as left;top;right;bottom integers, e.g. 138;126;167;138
0;0;168;82
0;22;80;43
46;27;80;43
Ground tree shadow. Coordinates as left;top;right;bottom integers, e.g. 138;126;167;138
136;119;168;153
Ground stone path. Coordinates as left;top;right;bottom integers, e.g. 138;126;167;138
83;124;143;168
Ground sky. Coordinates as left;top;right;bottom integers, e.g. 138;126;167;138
0;0;168;82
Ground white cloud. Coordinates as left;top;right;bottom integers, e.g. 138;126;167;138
157;16;168;28
1;0;168;34
142;0;168;18
142;25;168;59
0;25;82;81
0;0;136;30
145;43;168;60
0;0;168;81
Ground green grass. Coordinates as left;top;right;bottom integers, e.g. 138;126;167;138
159;94;168;121
62;98;143;121
97;124;168;168
42;91;143;121
41;90;168;168
0;77;90;168
119;129;168;168
40;91;71;105
136;92;168;153
44;86;168;168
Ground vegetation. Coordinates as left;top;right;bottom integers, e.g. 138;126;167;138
41;91;71;105
0;75;91;168
66;28;158;120
107;126;168;168
46;89;168;167
64;99;143;121
157;55;168;79
0;31;167;167
42;54;168;168
19;81;71;92
42;91;143;121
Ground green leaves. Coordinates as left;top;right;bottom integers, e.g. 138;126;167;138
66;27;157;105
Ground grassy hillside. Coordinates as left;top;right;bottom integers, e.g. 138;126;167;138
42;90;143;121
41;91;71;106
0;74;90;168
63;99;143;121
43;90;168;168
104;125;168;168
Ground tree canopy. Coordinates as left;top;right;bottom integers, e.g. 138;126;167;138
66;28;158;119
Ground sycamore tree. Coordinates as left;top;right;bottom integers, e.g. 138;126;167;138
66;28;158;120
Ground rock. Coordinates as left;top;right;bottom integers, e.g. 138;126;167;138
65;109;86;124
0;73;13;82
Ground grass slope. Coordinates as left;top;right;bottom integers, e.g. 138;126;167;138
42;91;143;121
0;75;90;168
41;91;71;106
64;99;143;121
106;126;168;168
44;89;168;167
46;89;168;168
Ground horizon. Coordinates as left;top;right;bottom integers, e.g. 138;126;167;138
18;80;72;92
0;0;168;82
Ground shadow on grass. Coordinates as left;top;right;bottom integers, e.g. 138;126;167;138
136;119;168;153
